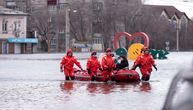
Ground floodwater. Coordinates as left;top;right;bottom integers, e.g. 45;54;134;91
0;52;192;110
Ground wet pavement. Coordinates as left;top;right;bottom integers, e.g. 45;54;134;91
0;52;192;110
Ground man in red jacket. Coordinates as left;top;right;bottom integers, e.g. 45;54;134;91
87;51;102;81
132;47;157;81
101;48;116;81
60;49;83;80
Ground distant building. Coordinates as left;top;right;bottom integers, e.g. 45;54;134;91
0;0;4;6
4;0;47;13
0;6;38;54
144;5;190;29
30;0;47;12
143;5;190;51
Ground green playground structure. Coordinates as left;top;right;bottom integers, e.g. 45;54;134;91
149;49;169;59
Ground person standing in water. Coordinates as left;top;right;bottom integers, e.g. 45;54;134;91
86;51;102;81
132;47;157;81
101;48;116;81
60;49;83;80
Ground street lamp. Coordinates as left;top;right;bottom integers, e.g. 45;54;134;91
64;5;77;52
58;0;78;52
65;6;70;52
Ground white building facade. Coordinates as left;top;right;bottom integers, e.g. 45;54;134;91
0;6;38;54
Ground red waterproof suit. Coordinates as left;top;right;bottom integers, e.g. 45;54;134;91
60;50;81;78
101;54;116;80
133;53;155;80
86;56;101;77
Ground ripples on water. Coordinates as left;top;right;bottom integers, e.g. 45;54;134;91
60;81;152;94
2;52;191;110
0;80;160;110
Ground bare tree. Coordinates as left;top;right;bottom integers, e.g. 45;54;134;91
29;7;60;52
133;7;175;50
101;0;143;49
29;0;193;52
70;1;93;41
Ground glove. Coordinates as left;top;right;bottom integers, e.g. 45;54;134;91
131;66;136;70
107;68;112;71
131;64;141;70
60;66;63;72
80;67;83;70
87;69;91;75
153;65;157;71
99;68;103;71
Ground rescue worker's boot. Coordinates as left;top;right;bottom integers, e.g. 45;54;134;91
110;76;115;81
65;76;70;80
105;78;109;82
70;76;75;80
91;76;95;81
142;75;150;81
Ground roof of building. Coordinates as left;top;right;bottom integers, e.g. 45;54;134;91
0;6;27;16
143;5;189;20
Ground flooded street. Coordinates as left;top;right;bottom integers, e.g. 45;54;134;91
0;52;192;110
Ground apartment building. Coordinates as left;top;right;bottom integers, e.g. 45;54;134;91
0;6;38;54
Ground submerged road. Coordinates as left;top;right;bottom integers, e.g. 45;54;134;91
0;52;192;110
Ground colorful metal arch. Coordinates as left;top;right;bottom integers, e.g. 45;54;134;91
130;32;149;48
113;32;150;50
113;32;132;50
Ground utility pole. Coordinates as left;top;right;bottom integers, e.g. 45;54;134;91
65;0;70;52
56;1;59;52
176;20;180;51
47;17;51;53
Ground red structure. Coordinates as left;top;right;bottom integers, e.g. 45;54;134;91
113;32;149;50
74;69;140;82
47;0;57;5
113;32;132;50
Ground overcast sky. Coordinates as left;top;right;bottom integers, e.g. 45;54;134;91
143;0;193;18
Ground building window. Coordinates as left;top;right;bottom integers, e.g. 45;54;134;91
170;16;177;29
14;21;20;32
14;21;20;37
180;16;187;28
2;19;8;33
6;1;16;7
47;0;57;5
93;2;103;11
48;5;57;11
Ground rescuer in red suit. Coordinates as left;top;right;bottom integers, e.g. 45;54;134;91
86;51;102;81
101;48;116;81
132;47;157;81
60;49;83;80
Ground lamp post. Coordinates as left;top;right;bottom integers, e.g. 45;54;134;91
59;0;77;52
65;4;70;52
65;6;70;51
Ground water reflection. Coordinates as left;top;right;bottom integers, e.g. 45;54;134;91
60;81;152;95
116;82;140;91
139;81;152;92
60;81;74;93
87;83;115;94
